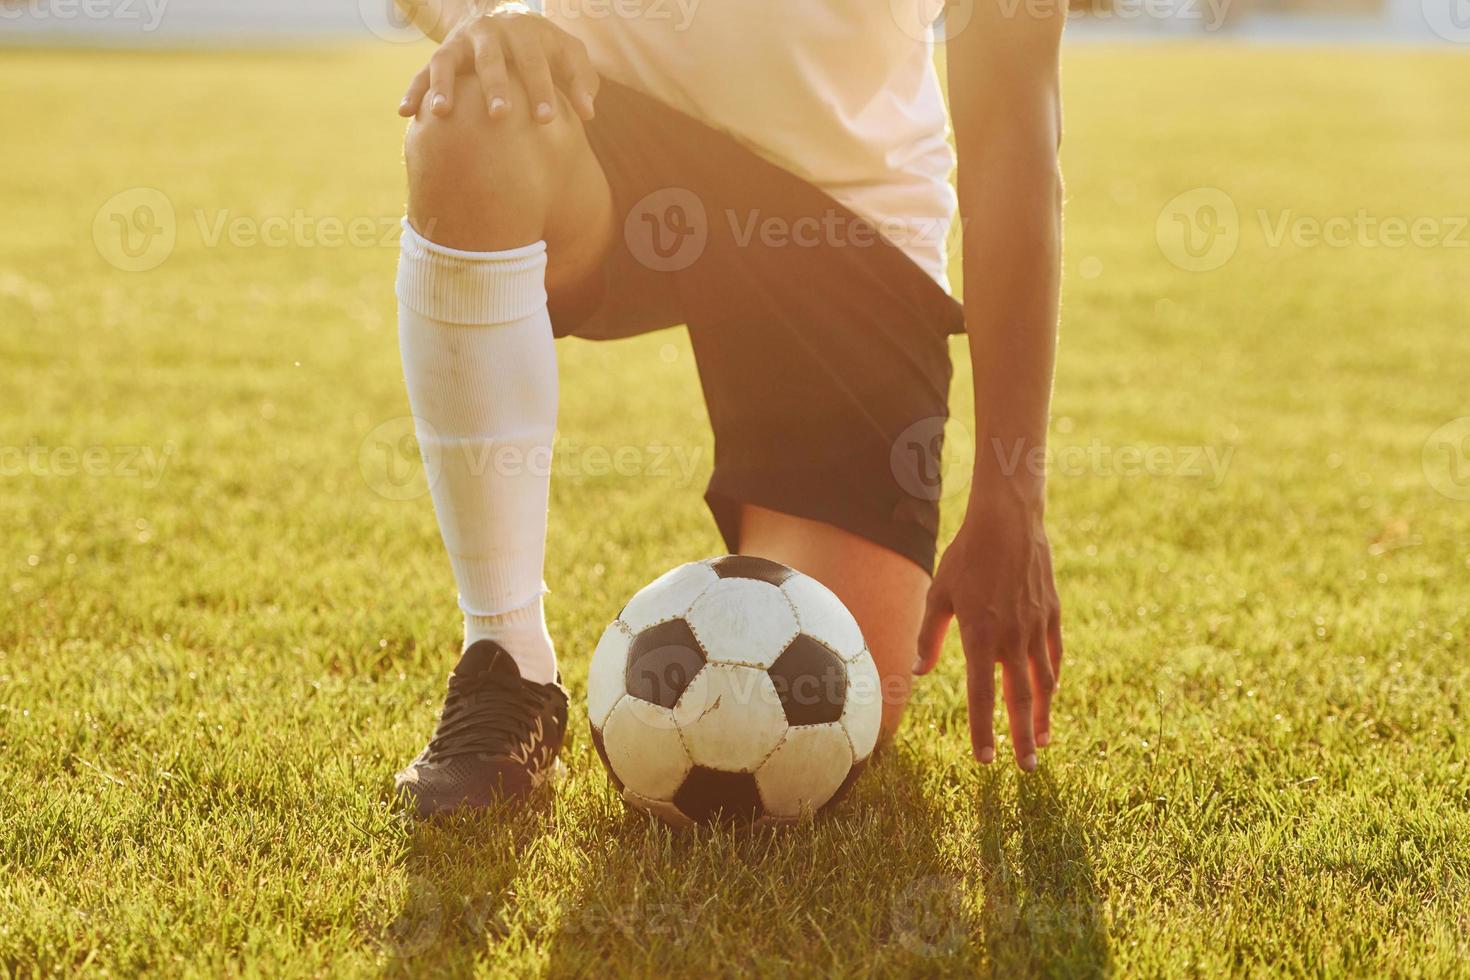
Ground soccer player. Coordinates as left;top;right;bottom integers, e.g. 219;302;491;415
391;0;1066;816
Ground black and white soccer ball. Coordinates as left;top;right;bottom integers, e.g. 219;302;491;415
587;555;881;826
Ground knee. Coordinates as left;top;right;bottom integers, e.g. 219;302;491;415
404;74;579;249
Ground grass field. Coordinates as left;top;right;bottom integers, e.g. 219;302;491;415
3;41;1470;977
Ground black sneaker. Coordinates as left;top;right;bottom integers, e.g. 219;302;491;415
394;640;569;818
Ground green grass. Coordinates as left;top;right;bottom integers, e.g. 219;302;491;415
3;42;1469;977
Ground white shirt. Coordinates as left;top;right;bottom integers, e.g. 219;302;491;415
545;0;957;291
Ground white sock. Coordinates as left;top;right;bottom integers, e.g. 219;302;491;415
395;220;558;685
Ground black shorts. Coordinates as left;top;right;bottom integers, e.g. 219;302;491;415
550;80;964;574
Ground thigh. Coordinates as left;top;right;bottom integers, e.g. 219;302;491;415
547;81;691;340
541;103;618;302
737;503;929;741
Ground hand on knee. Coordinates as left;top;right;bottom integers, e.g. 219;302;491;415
404;74;579;251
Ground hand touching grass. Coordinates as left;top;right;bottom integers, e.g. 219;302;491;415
916;490;1063;771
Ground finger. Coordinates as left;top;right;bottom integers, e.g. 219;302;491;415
472;35;513;119
1047;610;1064;686
400;68;431;117
960;626;997;764
1042;546;1064;683
427;47;461;117
506;30;557;123
552;34;599;120
1028;627;1056;749
914;584;952;677
1001;650;1037;771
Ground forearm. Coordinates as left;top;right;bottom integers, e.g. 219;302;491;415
928;14;1068;766
946;5;1065;511
957;147;1063;508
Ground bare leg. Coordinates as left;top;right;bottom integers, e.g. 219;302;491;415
405;73;613;290
736;503;930;741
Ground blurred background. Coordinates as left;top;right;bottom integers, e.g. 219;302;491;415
4;0;1467;975
1;0;1465;44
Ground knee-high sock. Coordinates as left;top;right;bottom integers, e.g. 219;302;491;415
395;220;557;684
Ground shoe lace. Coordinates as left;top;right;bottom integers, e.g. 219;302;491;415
425;671;547;762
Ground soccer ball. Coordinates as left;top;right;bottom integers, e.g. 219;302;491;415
586;555;881;826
